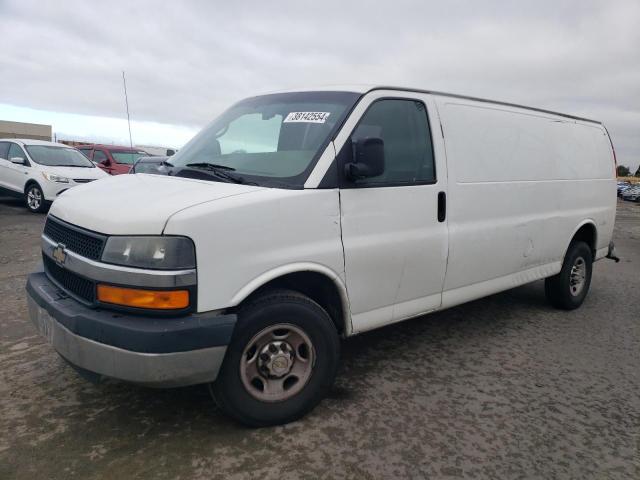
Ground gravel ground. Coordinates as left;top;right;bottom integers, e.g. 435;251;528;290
0;196;638;479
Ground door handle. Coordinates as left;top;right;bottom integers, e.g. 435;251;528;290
437;191;446;222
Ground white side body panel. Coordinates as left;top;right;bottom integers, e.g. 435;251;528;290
435;96;616;308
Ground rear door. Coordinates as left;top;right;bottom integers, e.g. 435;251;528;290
338;91;449;333
0;141;13;190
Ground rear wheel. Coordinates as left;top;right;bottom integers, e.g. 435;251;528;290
545;241;593;310
211;289;340;427
25;184;46;213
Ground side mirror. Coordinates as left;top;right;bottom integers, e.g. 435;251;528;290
10;157;26;165
101;159;111;166
344;137;385;181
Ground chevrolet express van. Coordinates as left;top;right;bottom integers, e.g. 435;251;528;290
26;86;618;426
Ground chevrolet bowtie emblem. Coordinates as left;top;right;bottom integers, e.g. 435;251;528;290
52;243;67;265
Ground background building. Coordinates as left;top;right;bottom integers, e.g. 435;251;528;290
0;120;52;141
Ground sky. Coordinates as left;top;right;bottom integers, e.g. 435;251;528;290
0;0;638;171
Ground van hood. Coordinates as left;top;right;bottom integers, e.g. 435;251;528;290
49;174;264;234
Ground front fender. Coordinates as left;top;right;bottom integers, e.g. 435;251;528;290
163;188;347;328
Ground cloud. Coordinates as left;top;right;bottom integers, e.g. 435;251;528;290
0;0;638;168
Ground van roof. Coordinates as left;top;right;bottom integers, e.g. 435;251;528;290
269;85;601;124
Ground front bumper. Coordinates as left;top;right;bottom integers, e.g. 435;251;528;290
41;179;101;201
41;180;72;201
26;270;236;387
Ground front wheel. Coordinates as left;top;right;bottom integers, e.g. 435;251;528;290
211;289;340;427
25;184;46;213
545;241;593;310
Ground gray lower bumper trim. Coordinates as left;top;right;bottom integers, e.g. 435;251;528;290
28;295;227;388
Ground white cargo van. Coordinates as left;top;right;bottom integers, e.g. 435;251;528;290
26;86;618;426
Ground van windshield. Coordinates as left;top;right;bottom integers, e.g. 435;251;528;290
169;91;360;188
25;146;95;167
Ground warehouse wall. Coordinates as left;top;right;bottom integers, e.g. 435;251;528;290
0;120;52;141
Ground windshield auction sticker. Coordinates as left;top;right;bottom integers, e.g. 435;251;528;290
284;112;331;123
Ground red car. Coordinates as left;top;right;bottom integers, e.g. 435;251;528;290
77;144;148;175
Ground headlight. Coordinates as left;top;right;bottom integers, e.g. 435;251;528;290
42;172;69;183
101;236;196;270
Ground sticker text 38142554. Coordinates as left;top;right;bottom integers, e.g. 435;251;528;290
283;112;331;124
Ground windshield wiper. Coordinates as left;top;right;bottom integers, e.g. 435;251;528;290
181;163;257;185
186;162;236;171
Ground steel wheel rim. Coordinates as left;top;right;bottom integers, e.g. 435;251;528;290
27;188;42;210
240;323;315;402
569;256;587;296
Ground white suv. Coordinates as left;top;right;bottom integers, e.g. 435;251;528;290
0;139;108;213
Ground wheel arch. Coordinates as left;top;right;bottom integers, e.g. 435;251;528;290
24;178;42;194
566;220;598;259
230;263;352;336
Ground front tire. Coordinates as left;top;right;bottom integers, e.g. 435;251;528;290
25;183;46;213
545;241;593;310
211;289;340;427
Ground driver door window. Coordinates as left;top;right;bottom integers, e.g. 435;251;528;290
351;99;435;186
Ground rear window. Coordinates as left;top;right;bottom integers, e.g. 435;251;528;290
0;142;9;160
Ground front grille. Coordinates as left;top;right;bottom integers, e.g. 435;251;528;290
43;255;95;303
73;178;95;184
43;216;106;261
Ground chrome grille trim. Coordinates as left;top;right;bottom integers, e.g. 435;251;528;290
43;216;105;260
41;234;197;288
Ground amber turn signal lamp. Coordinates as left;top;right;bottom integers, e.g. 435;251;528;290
97;284;189;310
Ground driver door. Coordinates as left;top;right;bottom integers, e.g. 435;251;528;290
338;92;449;333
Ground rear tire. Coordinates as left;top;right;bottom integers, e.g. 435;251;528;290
25;183;46;213
545;241;593;310
211;289;340;427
